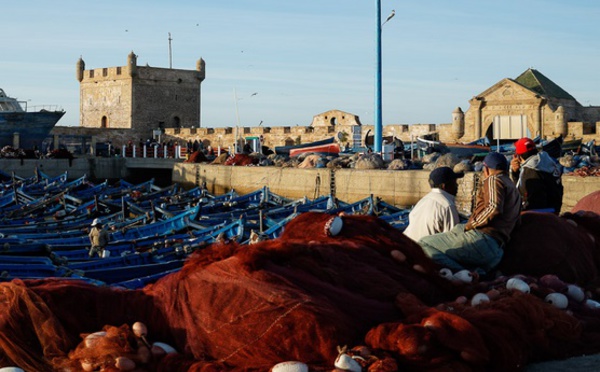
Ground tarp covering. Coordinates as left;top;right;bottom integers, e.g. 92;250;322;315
1;212;600;371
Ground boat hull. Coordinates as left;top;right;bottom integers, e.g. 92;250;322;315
289;143;340;157
274;137;335;155
0;110;65;149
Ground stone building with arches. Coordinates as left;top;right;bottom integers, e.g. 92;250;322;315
450;68;600;142
76;52;205;136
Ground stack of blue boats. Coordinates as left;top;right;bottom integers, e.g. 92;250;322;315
0;169;409;289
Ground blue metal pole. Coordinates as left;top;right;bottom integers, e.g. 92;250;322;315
374;0;383;153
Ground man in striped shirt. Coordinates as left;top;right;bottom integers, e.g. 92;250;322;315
418;152;521;276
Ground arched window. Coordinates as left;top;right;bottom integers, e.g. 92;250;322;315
173;116;181;128
101;116;108;128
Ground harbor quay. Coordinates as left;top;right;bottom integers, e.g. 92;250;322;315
0;157;596;214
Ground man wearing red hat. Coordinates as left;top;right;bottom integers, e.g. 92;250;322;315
510;137;563;213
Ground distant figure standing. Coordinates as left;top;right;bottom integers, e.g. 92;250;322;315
404;167;463;242
88;218;109;258
510;137;564;213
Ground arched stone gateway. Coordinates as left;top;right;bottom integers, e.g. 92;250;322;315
461;68;600;142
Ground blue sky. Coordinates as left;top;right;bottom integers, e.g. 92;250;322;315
2;0;599;128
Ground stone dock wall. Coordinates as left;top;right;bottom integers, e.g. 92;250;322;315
173;163;592;215
0;158;596;214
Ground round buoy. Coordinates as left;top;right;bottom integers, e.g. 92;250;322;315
334;353;361;372
506;278;530;293
84;331;107;348
585;299;600;309
439;268;453;280
566;284;585;303
453;270;474;284
471;293;490;306
271;361;309;372
324;216;343;236
545;292;569;309
152;342;177;354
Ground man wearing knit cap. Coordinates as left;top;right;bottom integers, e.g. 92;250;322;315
404;166;463;242
418;152;521;276
510;137;563;213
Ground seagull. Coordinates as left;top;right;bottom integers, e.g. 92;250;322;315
382;9;395;26
250;92;258;97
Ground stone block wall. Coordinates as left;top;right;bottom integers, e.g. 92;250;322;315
173;164;593;215
173;164;480;214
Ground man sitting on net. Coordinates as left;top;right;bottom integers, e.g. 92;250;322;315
403;166;463;242
418;152;521;276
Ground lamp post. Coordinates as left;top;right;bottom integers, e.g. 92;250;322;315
374;1;394;153
233;88;241;154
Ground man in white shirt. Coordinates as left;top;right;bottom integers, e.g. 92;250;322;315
403;166;463;242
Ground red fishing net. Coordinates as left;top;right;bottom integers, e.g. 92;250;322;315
499;211;600;286
1;212;600;371
184;151;209;163
571;189;600;215
224;154;257;166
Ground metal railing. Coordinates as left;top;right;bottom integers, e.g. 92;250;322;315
120;145;188;159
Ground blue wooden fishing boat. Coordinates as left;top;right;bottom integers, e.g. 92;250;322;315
79;260;185;284
0;263;64;278
0;170;414;288
114;267;182;289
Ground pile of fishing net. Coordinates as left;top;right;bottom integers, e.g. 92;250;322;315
0;146;26;158
2;212;600;371
183;150;209;163
353;153;385;169
224;153;258;166
572;190;600;215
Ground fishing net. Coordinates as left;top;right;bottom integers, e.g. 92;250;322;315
1;212;600;371
571;190;600;215
499;211;600;286
354;153;385;169
224;154;257;166
297;154;323;168
183;150;209;163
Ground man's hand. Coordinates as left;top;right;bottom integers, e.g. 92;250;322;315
510;156;521;173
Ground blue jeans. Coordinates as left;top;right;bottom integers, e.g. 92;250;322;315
418;223;503;275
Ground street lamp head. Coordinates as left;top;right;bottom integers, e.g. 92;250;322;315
382;9;395;26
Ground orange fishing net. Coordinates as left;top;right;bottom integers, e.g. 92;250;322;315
0;212;600;371
224;154;257;166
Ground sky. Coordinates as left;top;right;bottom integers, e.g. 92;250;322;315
2;0;599;128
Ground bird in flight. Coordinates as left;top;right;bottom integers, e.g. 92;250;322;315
250;92;258;97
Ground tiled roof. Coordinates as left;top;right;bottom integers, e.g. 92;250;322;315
514;68;577;101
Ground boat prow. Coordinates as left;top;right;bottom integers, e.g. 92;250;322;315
0;88;65;149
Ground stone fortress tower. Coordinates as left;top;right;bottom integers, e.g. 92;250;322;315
76;52;205;138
